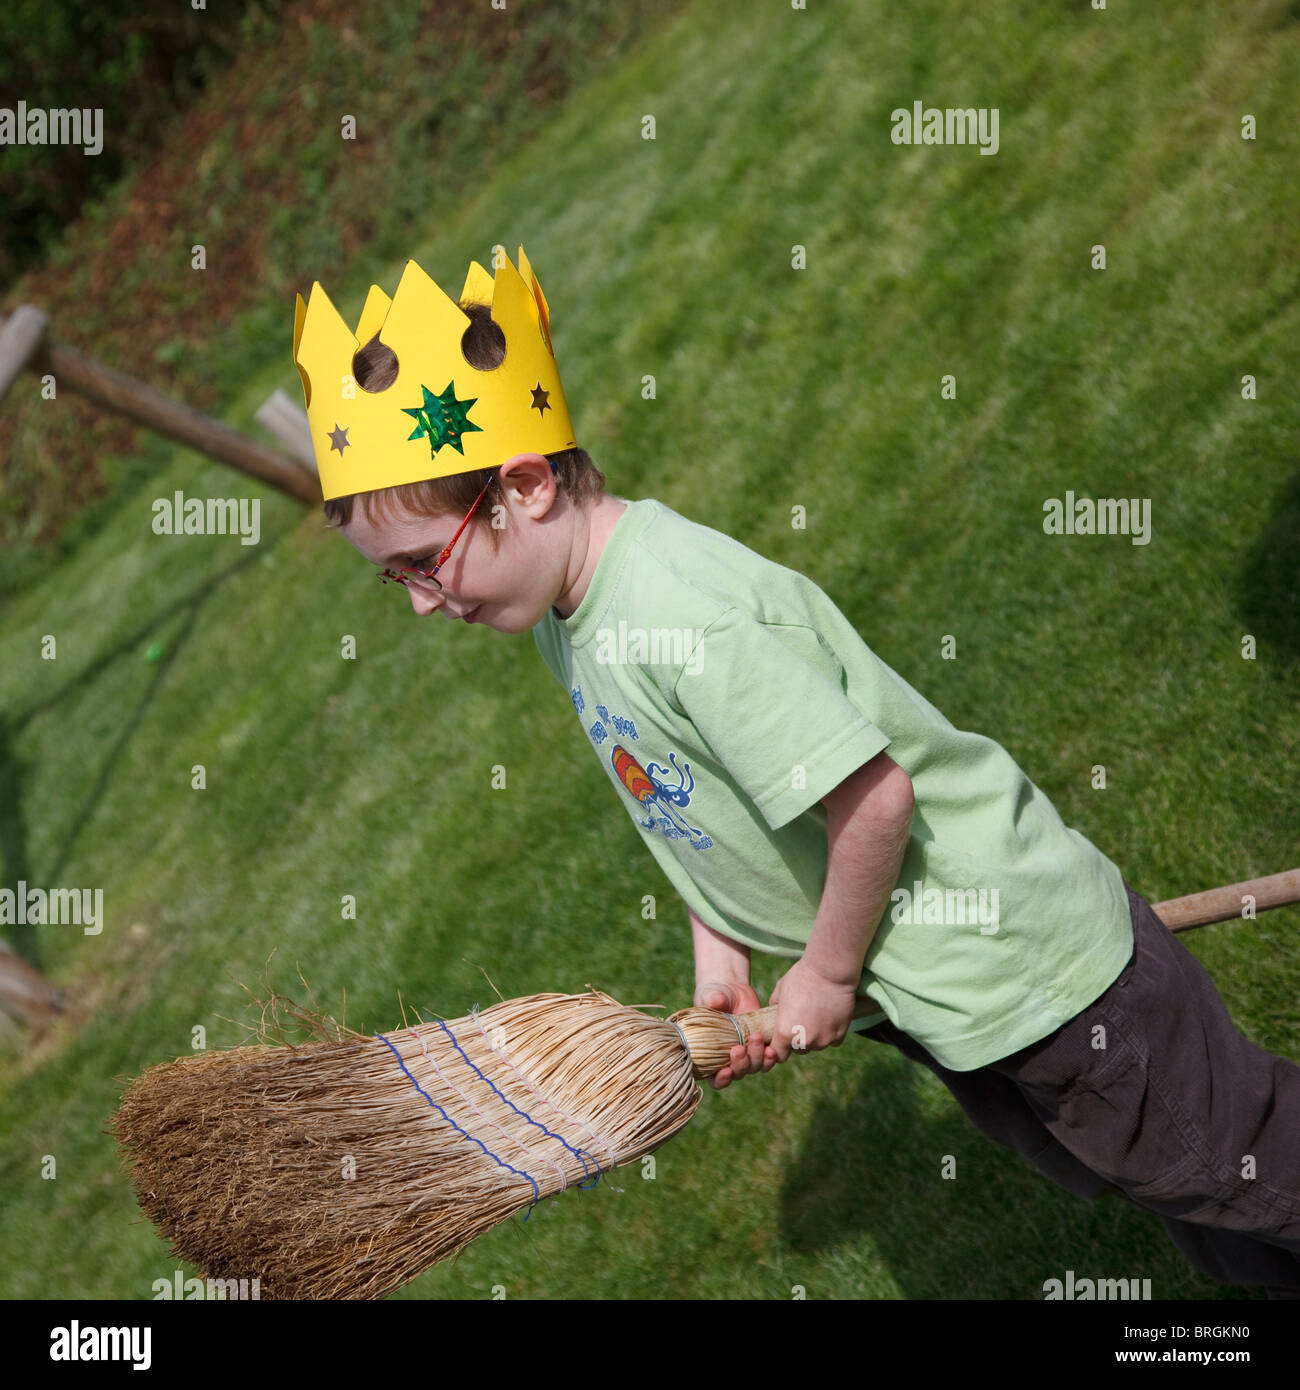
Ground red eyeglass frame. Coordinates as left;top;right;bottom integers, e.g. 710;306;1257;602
375;473;497;590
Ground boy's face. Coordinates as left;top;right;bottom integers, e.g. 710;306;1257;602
338;454;570;634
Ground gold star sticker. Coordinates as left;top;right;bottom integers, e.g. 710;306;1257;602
529;383;551;417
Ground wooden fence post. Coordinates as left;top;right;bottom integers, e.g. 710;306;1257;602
254;388;317;474
0;305;50;402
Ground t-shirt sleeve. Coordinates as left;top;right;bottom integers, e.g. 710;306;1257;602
673;608;892;830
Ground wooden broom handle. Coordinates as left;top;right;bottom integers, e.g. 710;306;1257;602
730;997;882;1042
727;869;1300;1044
1150;868;1300;929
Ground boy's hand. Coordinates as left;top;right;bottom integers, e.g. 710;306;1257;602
767;958;859;1063
693;979;779;1091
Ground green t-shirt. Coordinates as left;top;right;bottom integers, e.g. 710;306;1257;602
531;497;1133;1071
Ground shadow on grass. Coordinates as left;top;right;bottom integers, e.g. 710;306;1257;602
776;1041;1261;1300
0;719;33;962
0;529;287;969
1238;467;1300;672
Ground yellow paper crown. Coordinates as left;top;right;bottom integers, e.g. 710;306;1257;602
292;245;577;501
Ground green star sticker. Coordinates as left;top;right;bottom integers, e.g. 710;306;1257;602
403;382;482;458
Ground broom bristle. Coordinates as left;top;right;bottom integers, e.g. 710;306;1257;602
111;989;750;1299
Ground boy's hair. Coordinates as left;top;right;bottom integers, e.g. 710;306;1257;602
321;300;605;543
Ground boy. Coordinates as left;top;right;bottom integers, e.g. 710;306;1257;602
294;246;1300;1297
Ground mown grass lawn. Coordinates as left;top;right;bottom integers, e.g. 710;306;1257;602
1;0;1297;1300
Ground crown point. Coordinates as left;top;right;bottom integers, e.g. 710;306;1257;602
461;259;495;305
355;283;394;345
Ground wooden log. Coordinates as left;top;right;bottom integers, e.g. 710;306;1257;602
40;337;321;504
0;304;49;403
0;308;319;505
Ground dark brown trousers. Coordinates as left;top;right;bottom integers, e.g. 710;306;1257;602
859;881;1300;1295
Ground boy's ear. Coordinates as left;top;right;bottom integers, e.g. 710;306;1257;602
497;454;560;505
499;452;552;471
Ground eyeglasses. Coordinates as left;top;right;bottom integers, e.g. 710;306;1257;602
376;473;497;593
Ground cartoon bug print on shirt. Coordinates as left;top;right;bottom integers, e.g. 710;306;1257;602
610;745;714;850
572;685;714;851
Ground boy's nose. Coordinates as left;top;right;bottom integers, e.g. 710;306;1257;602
408;585;443;617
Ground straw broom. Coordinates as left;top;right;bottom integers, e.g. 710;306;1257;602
112;987;773;1300
111;870;1299;1300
